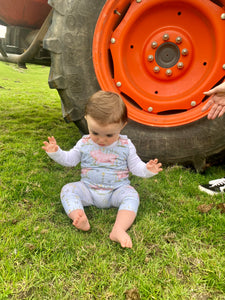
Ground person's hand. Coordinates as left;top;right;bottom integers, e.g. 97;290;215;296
146;158;163;174
42;136;59;153
202;82;225;119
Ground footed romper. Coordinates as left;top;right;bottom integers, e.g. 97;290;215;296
60;181;140;214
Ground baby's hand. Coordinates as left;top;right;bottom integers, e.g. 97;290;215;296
146;158;163;174
42;136;59;153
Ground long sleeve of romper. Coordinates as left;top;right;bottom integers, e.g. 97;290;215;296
46;140;82;167
127;139;156;178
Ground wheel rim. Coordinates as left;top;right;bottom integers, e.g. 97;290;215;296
93;0;225;127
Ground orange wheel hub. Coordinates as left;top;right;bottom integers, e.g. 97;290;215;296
93;0;225;127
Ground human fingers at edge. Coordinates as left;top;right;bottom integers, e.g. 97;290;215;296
202;99;213;112
209;105;223;120
218;106;225;118
207;104;221;119
203;83;225;96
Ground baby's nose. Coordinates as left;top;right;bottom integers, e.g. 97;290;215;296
99;136;106;142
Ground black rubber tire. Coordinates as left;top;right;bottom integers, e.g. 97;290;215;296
44;0;225;172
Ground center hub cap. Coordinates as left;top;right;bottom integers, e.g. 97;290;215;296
156;42;180;68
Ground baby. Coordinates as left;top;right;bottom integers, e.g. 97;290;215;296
42;91;162;248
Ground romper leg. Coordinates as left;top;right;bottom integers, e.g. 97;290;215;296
110;185;140;214
60;181;93;215
109;185;140;248
60;181;93;231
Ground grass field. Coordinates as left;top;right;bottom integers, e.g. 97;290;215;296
0;61;225;299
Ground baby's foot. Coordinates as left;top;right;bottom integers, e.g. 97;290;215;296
72;210;90;231
109;227;132;248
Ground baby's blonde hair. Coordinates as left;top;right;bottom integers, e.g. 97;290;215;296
85;90;127;125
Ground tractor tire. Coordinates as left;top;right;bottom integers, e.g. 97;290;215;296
44;0;225;171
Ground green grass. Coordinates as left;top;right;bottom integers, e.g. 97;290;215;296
0;61;225;300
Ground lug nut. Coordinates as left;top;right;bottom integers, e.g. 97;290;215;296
116;81;122;87
191;101;196;107
148;107;153;112
182;48;188;56
221;13;225;20
151;41;158;49
177;62;184;69
111;38;116;44
163;34;169;41
166;69;172;76
176;36;182;44
223;64;225;70
136;0;142;3
153;66;160;73
148;55;154;62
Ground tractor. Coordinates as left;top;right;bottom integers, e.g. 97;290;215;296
0;0;225;171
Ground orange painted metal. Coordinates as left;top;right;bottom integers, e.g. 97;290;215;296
93;0;225;127
0;0;51;29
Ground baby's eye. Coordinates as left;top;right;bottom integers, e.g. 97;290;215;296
106;134;113;138
92;131;99;136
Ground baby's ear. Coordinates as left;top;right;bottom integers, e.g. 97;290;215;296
84;115;87;120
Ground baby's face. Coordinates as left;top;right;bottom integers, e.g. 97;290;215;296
86;115;126;147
